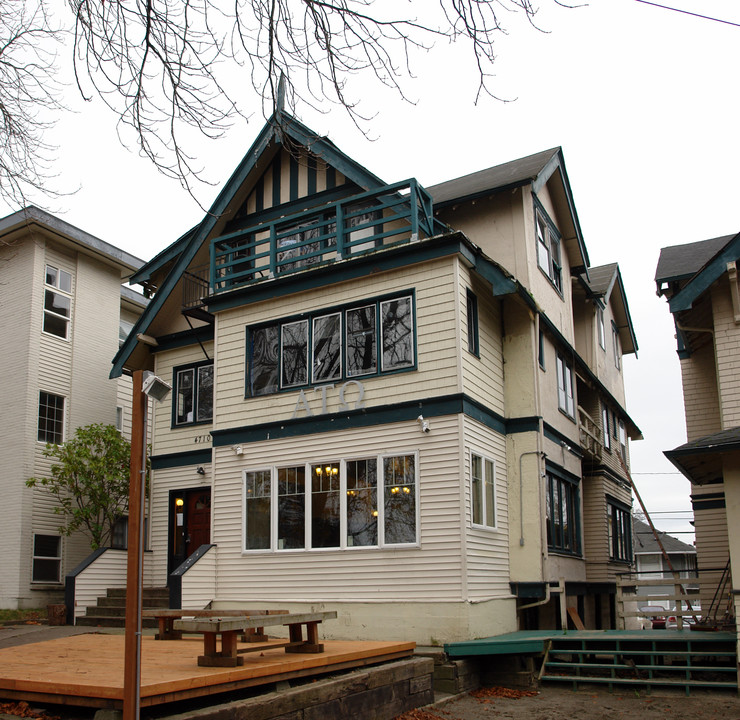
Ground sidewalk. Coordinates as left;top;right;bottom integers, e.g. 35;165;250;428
0;622;146;649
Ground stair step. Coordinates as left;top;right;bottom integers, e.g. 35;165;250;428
75;616;159;629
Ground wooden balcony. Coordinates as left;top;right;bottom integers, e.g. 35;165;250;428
182;180;434;301
578;406;603;461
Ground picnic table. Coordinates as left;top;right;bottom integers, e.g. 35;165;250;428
172;610;338;667
141;608;288;641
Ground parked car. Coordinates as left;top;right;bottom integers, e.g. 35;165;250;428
640;605;666;629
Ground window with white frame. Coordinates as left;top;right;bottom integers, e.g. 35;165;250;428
174;362;214;426
608;500;632;562
32;534;62;583
602;405;611;451
247;293;415;397
37;391;65;444
556;354;575;418
618;420;627;461
535;212;562;293
471;452;496;529
243;453;417;551
597;306;606;350
545;470;580;554
43;265;72;339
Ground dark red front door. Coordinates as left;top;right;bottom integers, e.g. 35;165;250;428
169;488;211;573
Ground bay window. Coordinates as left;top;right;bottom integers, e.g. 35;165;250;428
243;453;417;551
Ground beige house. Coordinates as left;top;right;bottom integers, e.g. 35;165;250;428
108;113;640;644
0;207;145;609
656;234;740;629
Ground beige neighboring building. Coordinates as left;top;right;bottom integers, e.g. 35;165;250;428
657;234;740;629
105;113;640;643
0;207;145;609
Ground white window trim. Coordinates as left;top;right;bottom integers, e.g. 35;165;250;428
42;264;73;341
242;451;420;553
37;390;66;445
470;450;497;531
31;533;62;584
556;354;575;419
597;306;606;350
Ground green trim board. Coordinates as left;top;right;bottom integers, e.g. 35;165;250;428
669;232;740;313
151;448;213;470
150;326;215;353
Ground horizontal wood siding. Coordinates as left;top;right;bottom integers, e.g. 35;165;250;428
214;258;459;429
462;417;510;600
72;549;127;619
206;415;465;603
460;268;505;415
180;546;218;609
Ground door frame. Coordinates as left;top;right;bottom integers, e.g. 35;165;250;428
167;487;212;576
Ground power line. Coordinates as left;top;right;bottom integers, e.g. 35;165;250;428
634;0;740;28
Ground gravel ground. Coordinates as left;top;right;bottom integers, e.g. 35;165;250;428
398;684;740;720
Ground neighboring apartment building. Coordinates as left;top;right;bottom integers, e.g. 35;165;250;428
633;517;697;608
0;207;145;609
656;234;740;627
109;112;640;644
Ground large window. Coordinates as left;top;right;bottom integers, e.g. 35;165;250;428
174;362;214;426
471;452;496;529
535;213;562;293
247;293;415;397
32;534;61;583
556;354;575;418
43;265;72;339
243;453;417;551
608;501;632;562
38;391;65;444
546;470;580;554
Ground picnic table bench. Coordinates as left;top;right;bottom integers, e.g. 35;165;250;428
141;608;289;641
172;610;338;667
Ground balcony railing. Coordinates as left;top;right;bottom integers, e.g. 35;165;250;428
206;179;434;295
578;405;603;461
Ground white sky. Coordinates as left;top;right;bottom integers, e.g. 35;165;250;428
7;0;739;542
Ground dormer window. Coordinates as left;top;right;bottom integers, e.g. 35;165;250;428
536;213;562;293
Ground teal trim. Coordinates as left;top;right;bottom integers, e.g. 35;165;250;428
207;233;469;313
152;326;214;353
151;448;212;470
585;463;631;488
543;422;583;458
506;416;540;434
669;232;740;313
272;153;281;206
129;226;197;286
209;393;509;447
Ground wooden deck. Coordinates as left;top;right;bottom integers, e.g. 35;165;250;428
0;633;415;709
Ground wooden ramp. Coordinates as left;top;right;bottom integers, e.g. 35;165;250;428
0;633;415;709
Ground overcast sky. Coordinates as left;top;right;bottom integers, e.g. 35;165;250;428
6;0;739;542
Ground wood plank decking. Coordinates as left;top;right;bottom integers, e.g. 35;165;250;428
0;633;415;709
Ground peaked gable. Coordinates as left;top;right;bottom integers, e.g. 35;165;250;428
112;112;396;378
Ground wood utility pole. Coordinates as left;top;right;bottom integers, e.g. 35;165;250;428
123;370;147;720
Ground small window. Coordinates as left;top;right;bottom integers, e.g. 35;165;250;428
602;405;611;451
471;452;496;529
608;502;632;562
312;313;342;383
43;265;72;339
466;290;479;356
556;354;575;418
116;406;124;433
38;391;65;444
174;362;214;426
32;534;61;583
597;307;606;350
538;328;545;369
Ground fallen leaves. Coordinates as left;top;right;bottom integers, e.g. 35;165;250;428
471;686;539;700
0;701;60;719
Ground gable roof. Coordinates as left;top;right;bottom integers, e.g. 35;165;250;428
665;232;740;314
655;235;734;286
427;147;589;274
633;517;695;555
580;262;638;355
111;112;393;378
